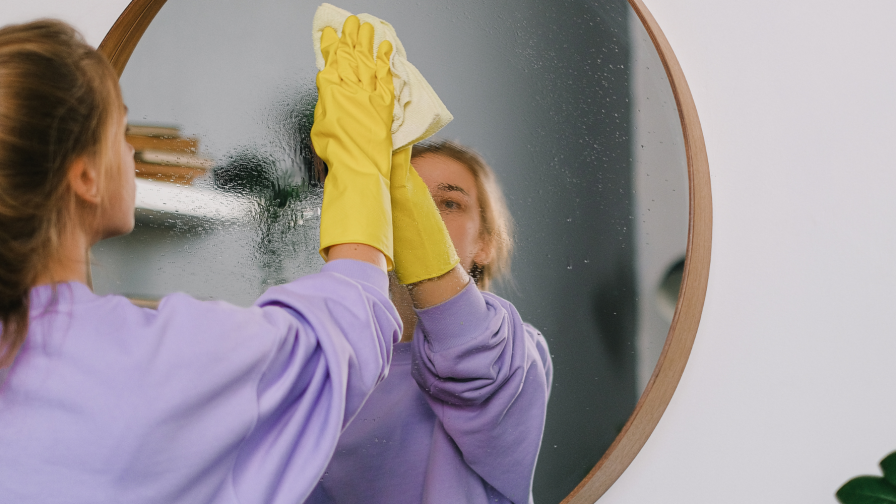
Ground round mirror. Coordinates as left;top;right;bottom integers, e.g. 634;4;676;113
93;0;711;501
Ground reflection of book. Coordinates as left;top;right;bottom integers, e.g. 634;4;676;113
127;124;211;184
126;125;180;137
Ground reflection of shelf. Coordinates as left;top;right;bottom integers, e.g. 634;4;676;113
127;134;197;153
135;179;251;222
135;162;206;184
127;125;212;184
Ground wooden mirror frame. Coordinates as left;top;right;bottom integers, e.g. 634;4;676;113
97;0;711;501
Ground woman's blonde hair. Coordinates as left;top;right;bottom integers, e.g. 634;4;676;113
0;20;123;367
411;140;514;291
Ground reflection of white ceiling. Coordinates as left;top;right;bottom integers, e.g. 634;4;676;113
135;179;250;220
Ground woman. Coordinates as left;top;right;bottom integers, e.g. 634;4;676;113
0;18;400;503
306;140;553;504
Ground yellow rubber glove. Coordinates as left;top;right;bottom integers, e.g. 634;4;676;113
313;16;395;268
390;146;460;284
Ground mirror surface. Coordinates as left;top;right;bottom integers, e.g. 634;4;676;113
91;0;688;501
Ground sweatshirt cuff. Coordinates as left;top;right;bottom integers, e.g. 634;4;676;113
415;281;491;353
321;259;389;295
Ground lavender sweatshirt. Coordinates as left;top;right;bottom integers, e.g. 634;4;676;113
306;281;553;504
0;260;400;504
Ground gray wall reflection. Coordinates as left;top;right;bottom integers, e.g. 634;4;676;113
91;0;687;502
630;12;689;395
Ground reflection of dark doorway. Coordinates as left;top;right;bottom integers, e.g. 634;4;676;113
658;258;686;316
476;1;637;502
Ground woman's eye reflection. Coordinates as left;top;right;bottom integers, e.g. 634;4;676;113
438;198;461;212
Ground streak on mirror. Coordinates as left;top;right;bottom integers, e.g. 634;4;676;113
93;0;711;501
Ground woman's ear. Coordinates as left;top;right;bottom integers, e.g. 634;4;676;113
67;155;101;205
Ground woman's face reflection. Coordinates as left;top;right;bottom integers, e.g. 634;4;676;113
411;154;489;272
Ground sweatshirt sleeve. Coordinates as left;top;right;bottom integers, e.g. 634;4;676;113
230;259;401;504
410;281;553;504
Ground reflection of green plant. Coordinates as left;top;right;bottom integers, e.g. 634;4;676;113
213;148;315;206
211;84;323;288
271;81;318;183
213;149;278;196
837;451;896;503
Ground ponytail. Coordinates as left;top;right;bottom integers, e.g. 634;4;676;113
0;19;122;367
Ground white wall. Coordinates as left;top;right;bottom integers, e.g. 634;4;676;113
4;0;896;502
0;0;125;47
601;1;896;502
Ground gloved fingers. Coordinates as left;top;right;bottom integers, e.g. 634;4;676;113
336;16;361;87
357;21;375;55
375;40;395;107
356;22;377;92
340;15;360;46
375;40;394;82
376;39;394;66
320;26;340;67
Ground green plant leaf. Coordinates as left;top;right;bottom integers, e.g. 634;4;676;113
837;476;896;504
880;452;896;487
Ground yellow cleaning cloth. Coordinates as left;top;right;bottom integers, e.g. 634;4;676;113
312;3;453;151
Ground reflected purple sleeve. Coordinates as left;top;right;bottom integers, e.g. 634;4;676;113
231;259;401;503
411;282;553;504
